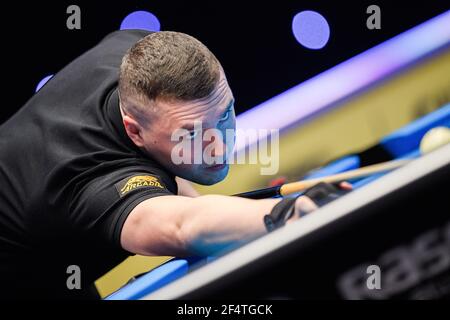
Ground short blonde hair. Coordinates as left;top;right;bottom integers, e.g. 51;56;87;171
119;31;221;106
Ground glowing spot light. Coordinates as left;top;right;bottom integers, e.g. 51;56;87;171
120;11;161;32
35;74;53;92
292;11;330;49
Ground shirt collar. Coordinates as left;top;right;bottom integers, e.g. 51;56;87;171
106;87;140;152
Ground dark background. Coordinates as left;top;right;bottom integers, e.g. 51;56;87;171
2;1;449;124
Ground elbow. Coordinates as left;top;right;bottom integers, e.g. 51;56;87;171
121;202;190;257
177;196;219;257
177;195;240;257
177;217;208;257
121;195;224;257
178;217;228;257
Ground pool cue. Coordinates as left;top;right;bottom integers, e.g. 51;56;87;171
233;159;411;199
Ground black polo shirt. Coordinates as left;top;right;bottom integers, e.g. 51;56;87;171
0;30;178;299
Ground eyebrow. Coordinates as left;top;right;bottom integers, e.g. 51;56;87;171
179;99;235;131
180;123;196;131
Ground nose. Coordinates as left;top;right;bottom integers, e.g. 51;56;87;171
209;137;227;159
202;121;236;165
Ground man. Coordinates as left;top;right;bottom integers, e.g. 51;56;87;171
0;30;349;299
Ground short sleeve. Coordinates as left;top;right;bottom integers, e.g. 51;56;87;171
68;165;178;252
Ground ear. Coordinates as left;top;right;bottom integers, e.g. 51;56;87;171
122;115;145;147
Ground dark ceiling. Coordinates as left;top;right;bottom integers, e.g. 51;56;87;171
2;1;449;123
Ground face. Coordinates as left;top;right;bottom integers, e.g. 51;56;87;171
121;70;236;185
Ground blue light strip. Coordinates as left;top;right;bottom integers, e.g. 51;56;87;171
234;10;450;152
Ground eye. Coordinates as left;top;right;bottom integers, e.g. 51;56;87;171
219;109;230;122
186;130;199;140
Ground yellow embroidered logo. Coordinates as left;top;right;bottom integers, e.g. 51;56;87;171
118;175;164;196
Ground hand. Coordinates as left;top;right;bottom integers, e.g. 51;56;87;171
287;181;352;224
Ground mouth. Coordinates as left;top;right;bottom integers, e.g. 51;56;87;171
205;163;227;171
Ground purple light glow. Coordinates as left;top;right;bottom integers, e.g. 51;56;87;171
234;10;450;153
35;74;53;92
292;11;330;49
120;11;161;32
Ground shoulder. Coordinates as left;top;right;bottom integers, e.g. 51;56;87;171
75;30;154;67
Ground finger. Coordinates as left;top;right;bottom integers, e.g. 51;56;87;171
295;196;319;215
339;181;353;190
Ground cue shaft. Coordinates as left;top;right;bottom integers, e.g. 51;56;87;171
233;186;281;199
280;159;411;196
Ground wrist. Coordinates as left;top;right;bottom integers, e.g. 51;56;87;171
263;197;298;232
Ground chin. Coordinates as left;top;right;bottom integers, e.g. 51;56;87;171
194;166;229;185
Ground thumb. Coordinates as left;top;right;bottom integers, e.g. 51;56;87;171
294;196;319;217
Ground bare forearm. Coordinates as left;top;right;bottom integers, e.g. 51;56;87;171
121;194;279;257
122;182;349;257
179;195;280;256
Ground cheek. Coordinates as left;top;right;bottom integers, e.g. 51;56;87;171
144;131;170;155
142;129;157;145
